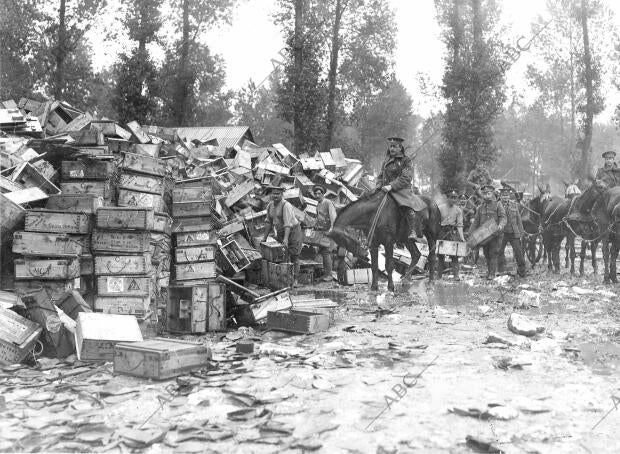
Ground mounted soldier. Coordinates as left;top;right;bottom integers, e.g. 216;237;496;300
595;150;620;188
376;137;427;243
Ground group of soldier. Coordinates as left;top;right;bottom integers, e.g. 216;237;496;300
260;135;619;286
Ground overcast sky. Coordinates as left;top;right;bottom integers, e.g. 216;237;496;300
92;0;620;119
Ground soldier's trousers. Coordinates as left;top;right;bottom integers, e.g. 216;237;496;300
498;234;526;277
481;236;499;277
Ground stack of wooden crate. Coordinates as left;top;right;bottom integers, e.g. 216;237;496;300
118;151;168;213
259;240;294;290
172;179;217;282
92;207;154;318
12;208;90;303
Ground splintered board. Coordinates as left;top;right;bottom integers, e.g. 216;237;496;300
97;276;150;297
91;230;150;254
94;255;152;275
113;338;211;380
96;207;155;231
25;209;91;234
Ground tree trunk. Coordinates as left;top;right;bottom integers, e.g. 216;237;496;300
580;0;594;180
293;0;304;154
569;19;577;178
138;1;146;53
323;0;345;154
176;0;191;126
54;0;67;99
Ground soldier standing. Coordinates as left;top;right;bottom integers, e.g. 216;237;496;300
470;184;507;280
437;189;465;280
313;184;337;282
498;188;527;278
595;150;620;188
263;186;302;287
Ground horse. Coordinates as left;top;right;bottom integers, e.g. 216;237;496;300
527;192;572;273
566;183;620;283
329;190;440;291
520;201;547;267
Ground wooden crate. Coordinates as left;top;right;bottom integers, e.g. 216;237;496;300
9;162;60;195
56;290;91;319
96;207;155;231
13;231;83;257
224;180;255;207
94;255;152;275
25;209;91;234
175;245;216;264
61;160;114;180
173;216;214;233
153;212;173;235
134;143;161;157
60;181;112;199
118;172;165;195
218;239;250;273
97;276;150;297
266;310;329;334
46;194;104;213
172;201;212;218
75;312;143;361
0;308;43;365
172;186;213;203
260;241;287;263
261;260;294;289
467;219;499;248
14;258;80;280
91;230;150;254
121;152;167;177
117;189;166;212
0;193;25;240
81;256;94;275
341;268;372;285
175;262;216;280
94;295;150;316
303;229;334;248
125;121;150;144
436;240;468;257
167;283;226;333
113;338;211;380
175;230;217;247
14;279;77;302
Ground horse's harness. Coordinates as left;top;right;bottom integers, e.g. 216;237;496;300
367;193;389;246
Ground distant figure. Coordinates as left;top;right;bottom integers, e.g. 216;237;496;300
565;183;581;200
437;189;465;280
595;150;620;188
467;162;493;197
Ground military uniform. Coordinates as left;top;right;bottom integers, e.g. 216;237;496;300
595;163;620;188
470;190;507;278
437;192;464;279
314;185;337;281
498;196;526;277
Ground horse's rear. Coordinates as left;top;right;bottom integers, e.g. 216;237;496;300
598;187;620;283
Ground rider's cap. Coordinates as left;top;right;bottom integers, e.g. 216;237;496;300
387;137;405;143
602;150;616;158
265;185;284;194
481;184;495;192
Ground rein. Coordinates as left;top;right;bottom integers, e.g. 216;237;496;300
367;193;389;246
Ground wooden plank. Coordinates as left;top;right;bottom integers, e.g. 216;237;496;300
14;258;80;280
122;152;167;177
13;231;82;257
153;212;173;235
61;160;114;180
175;262;216;280
96;207;155;231
0;175;24;193
93;296;150;317
250;292;292;321
0;193;26;238
134;144;160;157
0;308;42;365
25;209;91;234
224;179;255;207
118;172;165;195
14;279;77;302
46;194;104;213
4;187;48;205
91;230;150;254
113;338;211;380
73;146;111;157
60;181;112;199
436;240;469;257
94;255;152;275
175;245;216;264
125;121;151;144
97;276;150;296
117;189;166;212
267;310;329;334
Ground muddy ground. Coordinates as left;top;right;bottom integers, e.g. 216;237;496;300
1;254;619;454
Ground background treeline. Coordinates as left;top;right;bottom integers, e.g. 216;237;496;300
1;0;620;192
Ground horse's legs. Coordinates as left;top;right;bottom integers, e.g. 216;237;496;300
565;239;570;269
385;241;394;292
568;236;576;275
427;234;436;281
610;244;618;284
602;238;611;284
552;237;561;273
402;239;419;280
579;240;586;276
591;241;599;275
370;247;379;291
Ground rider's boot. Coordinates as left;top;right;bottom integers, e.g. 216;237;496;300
403;208;426;244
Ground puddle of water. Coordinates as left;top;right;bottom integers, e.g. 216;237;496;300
575;341;620;376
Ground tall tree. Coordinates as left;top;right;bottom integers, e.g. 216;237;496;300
113;0;162;123
578;0;595;178
435;0;507;191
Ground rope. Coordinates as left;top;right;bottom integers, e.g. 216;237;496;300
367;193;389;247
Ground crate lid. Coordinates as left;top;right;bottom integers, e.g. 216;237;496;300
76;313;143;342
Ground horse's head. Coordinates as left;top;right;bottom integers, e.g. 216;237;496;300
327;228;366;257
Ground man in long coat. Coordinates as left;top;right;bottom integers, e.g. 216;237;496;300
376;137;426;241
